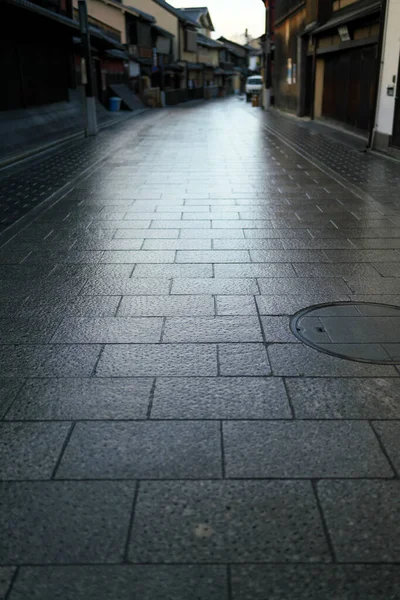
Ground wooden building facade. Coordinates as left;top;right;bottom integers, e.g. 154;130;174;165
268;0;383;134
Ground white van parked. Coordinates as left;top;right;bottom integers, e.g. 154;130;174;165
245;76;263;102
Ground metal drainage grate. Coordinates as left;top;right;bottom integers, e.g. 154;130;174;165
290;302;400;365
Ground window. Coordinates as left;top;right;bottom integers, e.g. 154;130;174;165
137;23;152;48
185;29;197;53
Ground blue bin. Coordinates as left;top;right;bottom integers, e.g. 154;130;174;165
109;97;121;112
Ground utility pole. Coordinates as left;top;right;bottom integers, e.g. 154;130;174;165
264;0;273;110
78;0;98;136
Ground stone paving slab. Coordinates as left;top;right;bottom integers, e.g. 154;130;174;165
117;295;215;316
256;294;351;315
8;566;228;600
216;295;257;315
268;344;399;377
96;344;218;377
223;421;393;478
163;317;263;343
0;344;102;377
0;567;15;600
51;316;163;344
151;377;290;419
257;277;351;295
0;379;24;418
218;343;271;376
128;480;330;563
231;565;400;600
372;422;400;473
0;481;136;563
0;422;70;479
57;421;222;479
171;278;259;295
286;378;400;419
6;378;153;420
318;480;400;562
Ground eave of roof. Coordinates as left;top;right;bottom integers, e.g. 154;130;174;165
218;36;248;51
121;3;155;22
153;23;174;38
150;0;200;26
197;33;223;48
4;0;80;31
313;0;381;34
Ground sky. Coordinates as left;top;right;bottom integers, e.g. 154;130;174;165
170;0;265;42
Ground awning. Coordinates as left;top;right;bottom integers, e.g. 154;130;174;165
313;1;381;34
234;66;248;75
136;57;153;66
89;27;125;51
4;0;79;31
153;24;174;38
187;63;203;71
164;63;184;72
5;0;125;51
105;49;129;60
302;20;318;35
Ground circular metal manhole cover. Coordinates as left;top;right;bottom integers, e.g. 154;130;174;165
290;302;400;364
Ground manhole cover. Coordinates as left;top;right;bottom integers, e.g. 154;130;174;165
290;302;400;364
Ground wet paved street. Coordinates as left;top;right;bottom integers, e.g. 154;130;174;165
1;98;400;598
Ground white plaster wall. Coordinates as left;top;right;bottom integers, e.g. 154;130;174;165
375;0;400;135
249;56;258;71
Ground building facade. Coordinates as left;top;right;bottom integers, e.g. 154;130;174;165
265;0;385;135
311;0;381;132
218;37;249;93
1;0;76;112
273;0;307;112
373;0;400;154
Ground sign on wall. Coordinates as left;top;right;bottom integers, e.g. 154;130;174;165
129;61;140;77
338;26;351;42
287;58;292;84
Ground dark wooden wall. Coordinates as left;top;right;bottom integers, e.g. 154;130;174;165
1;6;71;111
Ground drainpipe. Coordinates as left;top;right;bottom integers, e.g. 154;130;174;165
366;0;388;150
310;36;317;120
178;21;181;62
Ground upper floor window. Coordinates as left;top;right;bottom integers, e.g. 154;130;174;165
332;0;358;10
185;29;197;53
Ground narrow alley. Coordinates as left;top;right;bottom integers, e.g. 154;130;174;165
1;99;400;598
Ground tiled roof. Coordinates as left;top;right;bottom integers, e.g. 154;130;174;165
197;33;223;49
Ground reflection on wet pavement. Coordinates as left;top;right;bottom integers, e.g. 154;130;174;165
1;98;400;598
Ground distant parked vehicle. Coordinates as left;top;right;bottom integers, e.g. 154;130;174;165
245;76;263;102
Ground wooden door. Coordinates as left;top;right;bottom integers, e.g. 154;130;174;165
322;46;377;132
